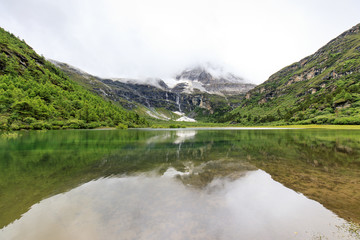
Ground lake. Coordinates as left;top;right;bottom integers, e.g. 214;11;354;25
0;128;359;240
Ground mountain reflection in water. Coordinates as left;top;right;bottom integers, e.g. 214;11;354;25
0;169;351;240
0;128;360;239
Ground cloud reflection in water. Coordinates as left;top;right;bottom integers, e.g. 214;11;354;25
0;168;352;240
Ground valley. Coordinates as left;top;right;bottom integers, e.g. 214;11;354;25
51;60;255;123
1;4;360;240
1;23;360;129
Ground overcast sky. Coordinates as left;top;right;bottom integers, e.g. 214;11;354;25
1;0;360;84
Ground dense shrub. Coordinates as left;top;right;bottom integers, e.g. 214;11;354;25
0;27;148;130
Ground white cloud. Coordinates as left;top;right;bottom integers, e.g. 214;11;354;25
0;0;360;84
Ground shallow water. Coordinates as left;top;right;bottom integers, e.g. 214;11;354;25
0;128;359;239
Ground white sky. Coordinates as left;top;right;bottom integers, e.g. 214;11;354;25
0;0;360;84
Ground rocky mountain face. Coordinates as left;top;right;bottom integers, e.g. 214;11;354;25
175;66;256;95
225;23;360;125
52;61;254;121
99;79;213;113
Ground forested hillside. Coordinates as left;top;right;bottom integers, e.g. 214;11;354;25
0;27;147;130
224;23;360;125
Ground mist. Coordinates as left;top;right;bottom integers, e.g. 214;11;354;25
1;0;360;84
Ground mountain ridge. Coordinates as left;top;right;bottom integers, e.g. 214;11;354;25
0;27;147;130
175;65;256;95
224;23;360;125
52;60;253;122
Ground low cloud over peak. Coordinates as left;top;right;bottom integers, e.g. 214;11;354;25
1;0;360;84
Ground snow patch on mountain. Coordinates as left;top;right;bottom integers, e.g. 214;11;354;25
176;116;197;122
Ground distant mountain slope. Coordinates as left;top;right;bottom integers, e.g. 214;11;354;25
175;65;256;95
52;61;251;122
0;27;147;130
225;23;360;125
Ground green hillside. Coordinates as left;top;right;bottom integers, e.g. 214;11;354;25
224;23;360;125
0;27;147;130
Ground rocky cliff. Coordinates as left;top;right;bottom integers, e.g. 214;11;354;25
175;66;256;95
52;61;253;121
